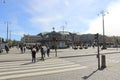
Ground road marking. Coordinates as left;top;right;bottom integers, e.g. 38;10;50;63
0;63;78;73
0;66;86;80
0;60;74;69
0;59;87;80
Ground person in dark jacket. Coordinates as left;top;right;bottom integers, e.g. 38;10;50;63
40;47;44;61
47;47;50;57
31;46;37;63
5;45;9;53
20;45;23;53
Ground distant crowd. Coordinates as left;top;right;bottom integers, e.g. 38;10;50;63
19;44;50;63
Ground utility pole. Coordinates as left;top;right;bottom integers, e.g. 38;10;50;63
63;21;67;34
0;0;6;50
98;11;108;49
7;22;8;41
62;25;64;34
9;30;12;40
52;27;57;57
5;21;11;42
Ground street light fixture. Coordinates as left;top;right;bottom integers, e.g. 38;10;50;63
98;10;109;49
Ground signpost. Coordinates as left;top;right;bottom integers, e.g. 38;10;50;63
94;33;100;70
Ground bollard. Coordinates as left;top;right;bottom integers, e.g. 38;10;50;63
101;55;106;69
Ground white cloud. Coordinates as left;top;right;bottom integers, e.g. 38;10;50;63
30;15;63;31
30;15;63;24
64;0;70;7
23;0;115;34
26;0;60;15
86;0;120;36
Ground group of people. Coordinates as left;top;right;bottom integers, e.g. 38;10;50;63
19;45;26;53
31;45;50;63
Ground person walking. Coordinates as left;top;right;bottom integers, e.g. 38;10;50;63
36;45;39;53
47;46;50;57
31;45;37;63
23;46;26;53
20;45;23;53
40;46;45;61
5;45;9;53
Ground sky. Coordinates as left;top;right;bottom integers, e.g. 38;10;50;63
0;0;120;40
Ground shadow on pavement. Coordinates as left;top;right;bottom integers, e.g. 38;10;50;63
82;69;98;80
21;57;48;65
59;51;120;59
0;57;52;63
0;59;31;63
21;62;33;65
59;54;96;58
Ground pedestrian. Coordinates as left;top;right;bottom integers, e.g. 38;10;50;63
36;45;39;53
20;45;23;53
47;46;50;57
5;45;9;53
31;45;37;63
55;46;57;57
40;46;45;61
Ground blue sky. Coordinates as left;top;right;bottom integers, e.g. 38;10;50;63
0;0;120;40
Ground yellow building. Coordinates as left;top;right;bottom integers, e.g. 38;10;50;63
21;35;42;45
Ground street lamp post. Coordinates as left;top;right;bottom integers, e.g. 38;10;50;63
99;11;108;49
52;27;57;57
7;22;8;41
0;38;2;49
5;21;11;42
102;11;106;49
9;30;11;41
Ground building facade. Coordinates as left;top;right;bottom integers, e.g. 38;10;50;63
39;31;70;49
21;35;42;45
21;31;82;48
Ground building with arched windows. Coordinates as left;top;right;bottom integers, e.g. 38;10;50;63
39;31;70;49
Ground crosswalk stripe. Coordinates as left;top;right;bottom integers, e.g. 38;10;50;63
0;66;86;80
0;60;74;70
0;62;76;72
0;60;70;68
0;59;86;80
0;59;71;67
0;64;80;75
